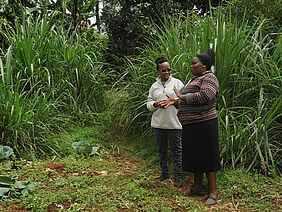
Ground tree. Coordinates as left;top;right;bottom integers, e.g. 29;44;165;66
101;0;225;60
225;0;282;34
0;0;103;49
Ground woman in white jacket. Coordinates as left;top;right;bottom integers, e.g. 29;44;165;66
147;56;184;187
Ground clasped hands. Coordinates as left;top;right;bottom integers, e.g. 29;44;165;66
154;86;182;109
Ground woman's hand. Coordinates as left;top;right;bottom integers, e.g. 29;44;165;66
163;95;176;108
173;86;181;98
154;100;166;108
174;86;185;100
154;97;175;109
157;99;168;108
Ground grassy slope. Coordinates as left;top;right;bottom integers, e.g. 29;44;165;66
0;125;281;211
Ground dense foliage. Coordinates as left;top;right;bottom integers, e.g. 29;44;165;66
0;10;108;156
101;0;226;58
227;0;282;34
0;1;281;175
112;9;282;174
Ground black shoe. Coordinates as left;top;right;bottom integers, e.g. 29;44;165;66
174;178;182;187
158;174;169;181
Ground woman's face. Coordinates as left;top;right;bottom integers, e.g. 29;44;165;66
191;57;205;76
158;62;171;81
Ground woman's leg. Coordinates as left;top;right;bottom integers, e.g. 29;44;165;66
205;171;218;205
168;129;182;185
154;128;169;179
206;171;217;195
192;172;204;190
186;172;204;195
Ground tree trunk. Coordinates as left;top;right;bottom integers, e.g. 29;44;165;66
72;0;78;28
95;2;101;33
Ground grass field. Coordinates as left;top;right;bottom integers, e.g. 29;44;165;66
0;125;281;211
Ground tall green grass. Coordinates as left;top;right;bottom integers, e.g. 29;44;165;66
0;10;109;156
113;9;282;174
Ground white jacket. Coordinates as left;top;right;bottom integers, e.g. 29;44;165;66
147;76;184;129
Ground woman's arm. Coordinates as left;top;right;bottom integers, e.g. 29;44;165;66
187;74;218;105
174;74;218;105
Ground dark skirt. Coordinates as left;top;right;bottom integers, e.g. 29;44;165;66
182;118;220;173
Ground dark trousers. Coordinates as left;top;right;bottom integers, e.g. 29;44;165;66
154;128;182;179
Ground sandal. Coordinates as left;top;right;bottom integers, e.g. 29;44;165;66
205;193;218;205
185;187;204;196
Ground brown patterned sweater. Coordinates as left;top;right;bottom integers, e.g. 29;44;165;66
177;72;219;125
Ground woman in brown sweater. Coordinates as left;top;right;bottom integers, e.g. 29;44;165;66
167;48;220;205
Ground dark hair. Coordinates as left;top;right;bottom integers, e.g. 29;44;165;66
155;56;168;70
196;48;215;70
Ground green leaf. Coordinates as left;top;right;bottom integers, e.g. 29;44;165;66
0;175;39;198
72;141;98;156
21;182;38;197
0;145;14;160
0;187;11;197
90;146;100;156
14;180;29;189
0;175;16;187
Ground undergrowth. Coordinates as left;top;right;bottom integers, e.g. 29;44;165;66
0;125;281;211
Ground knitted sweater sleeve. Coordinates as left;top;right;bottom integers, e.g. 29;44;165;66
186;74;219;105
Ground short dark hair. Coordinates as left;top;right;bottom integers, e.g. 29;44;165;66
155;56;168;70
